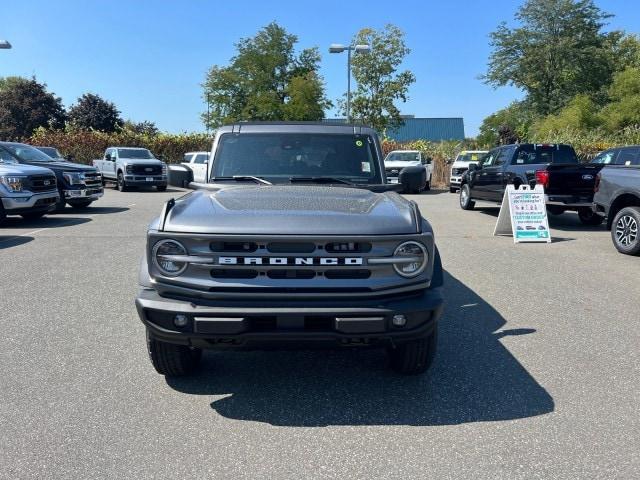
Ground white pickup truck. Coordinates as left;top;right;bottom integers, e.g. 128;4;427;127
449;150;487;193
383;150;433;193
181;151;210;183
93;147;167;192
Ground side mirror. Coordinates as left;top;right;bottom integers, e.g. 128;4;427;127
167;164;194;188
66;154;75;162
398;165;426;194
468;163;478;172
105;154;111;161
157;155;164;161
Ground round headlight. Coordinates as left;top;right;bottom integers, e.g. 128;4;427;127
393;241;428;278
152;239;188;276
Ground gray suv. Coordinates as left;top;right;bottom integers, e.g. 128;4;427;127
136;123;444;376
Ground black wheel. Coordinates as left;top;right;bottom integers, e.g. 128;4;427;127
388;328;437;375
0;204;6;226
146;331;202;376
459;184;475;210
611;206;640;255
449;187;457;193
20;211;46;220
156;185;167;192
578;207;603;226
69;200;93;209
117;172;128;192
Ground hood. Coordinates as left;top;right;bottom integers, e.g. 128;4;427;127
385;160;422;169
20;160;97;173
0;162;55;176
121;158;163;165
451;160;480;169
162;185;418;235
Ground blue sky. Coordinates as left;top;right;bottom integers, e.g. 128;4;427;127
1;0;639;136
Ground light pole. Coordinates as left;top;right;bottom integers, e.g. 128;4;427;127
329;43;370;123
0;40;12;49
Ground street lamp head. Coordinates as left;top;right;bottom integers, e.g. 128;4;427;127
0;40;12;49
329;43;346;53
354;44;371;53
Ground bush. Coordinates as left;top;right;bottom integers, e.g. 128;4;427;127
29;126;211;165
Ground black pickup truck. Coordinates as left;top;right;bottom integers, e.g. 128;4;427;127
459;143;604;225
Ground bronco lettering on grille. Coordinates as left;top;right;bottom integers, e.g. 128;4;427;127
218;257;363;266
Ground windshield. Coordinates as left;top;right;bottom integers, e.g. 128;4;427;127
386;152;420;162
0;147;19;165
212;133;382;184
1;143;55;162
514;145;578;165
456;152;487;163
117;148;155;159
37;146;62;158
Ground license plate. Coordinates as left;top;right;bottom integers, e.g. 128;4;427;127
146;177;154;182
388;178;398;184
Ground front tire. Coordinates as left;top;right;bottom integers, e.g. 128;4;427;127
117;172;128;192
459;184;475;210
611;206;640;255
424;178;431;191
449;187;457;193
146;331;202;376
69;200;93;209
578;207;604;226
20;212;46;220
388;328;437;375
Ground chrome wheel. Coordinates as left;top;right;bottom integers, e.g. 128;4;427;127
460;187;468;206
615;215;638;246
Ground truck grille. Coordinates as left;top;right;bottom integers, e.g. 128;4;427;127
385;167;401;177
131;164;162;175
84;171;102;188
27;174;57;192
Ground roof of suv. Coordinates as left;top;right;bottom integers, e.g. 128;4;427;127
217;122;377;136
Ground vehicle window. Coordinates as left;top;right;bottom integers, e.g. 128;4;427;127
0;147;19;164
386;152;420;162
514;145;578;165
495;147;515;166
213;133;381;183
457;152;487;162
482;150;498;166
117;148;154;159
183;154;192;163
615;148;639;166
1;143;54;162
591;150;617;164
194;154;209;164
37;146;59;158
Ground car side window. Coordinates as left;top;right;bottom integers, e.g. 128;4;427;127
482;150;498;166
194;154;208;164
615;148;639;166
495;147;515;166
592;150;617;164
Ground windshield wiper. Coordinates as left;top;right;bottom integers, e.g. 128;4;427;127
212;176;272;185
289;176;354;186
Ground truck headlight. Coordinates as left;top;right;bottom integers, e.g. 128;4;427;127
161;163;167;175
152;239;188;276
63;171;86;185
393;241;428;278
0;175;26;192
126;165;133;174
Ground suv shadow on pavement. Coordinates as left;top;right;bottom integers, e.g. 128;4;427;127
166;271;554;426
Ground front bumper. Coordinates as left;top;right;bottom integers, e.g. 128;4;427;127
136;286;444;349
124;175;167;186
1;190;59;213
64;187;104;200
545;194;593;208
449;176;462;187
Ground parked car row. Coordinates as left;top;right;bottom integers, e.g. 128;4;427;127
456;143;640;255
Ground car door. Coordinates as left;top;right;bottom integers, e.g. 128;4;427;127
191;153;209;183
104;149;116;178
485;146;515;201
614;147;640;166
471;148;500;199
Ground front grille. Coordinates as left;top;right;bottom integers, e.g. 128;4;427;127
452;167;468;176
131;164;162;175
84;172;102;188
385;167;401;177
27;174;57;192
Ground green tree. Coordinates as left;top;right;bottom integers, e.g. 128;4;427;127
600;67;640;131
68;93;123;132
202;22;331;128
531;94;602;137
0;77;66;139
123;120;159;136
484;0;614;115
477;101;534;146
346;25;416;132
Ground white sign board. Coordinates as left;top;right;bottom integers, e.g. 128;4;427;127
494;185;551;243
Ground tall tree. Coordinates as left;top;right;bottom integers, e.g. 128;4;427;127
202;22;331;128
68;93;123;132
346;25;415;132
484;0;614;115
0;77;66;140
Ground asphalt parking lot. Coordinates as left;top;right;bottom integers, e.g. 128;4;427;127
1;187;639;479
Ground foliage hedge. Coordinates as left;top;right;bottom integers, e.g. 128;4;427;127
29;127;211;165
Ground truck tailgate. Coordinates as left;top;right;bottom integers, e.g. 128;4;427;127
544;163;604;196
